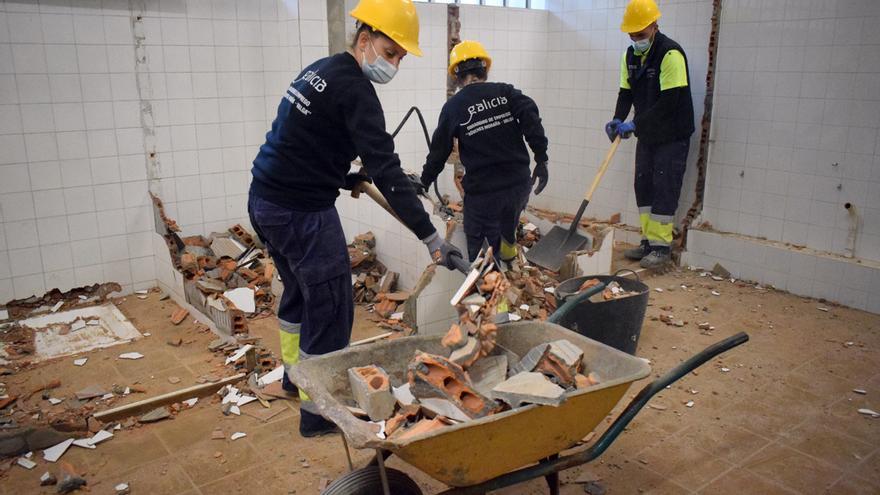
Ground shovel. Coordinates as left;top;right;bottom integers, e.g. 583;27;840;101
525;136;622;272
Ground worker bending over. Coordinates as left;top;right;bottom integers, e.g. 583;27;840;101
248;0;460;437
606;0;694;269
419;40;548;262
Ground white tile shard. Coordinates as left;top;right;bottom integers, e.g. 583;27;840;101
223;287;256;313
257;365;284;386
118;352;144;360
230;432;247;441
43;438;74;462
73;358;88;366
17;457;37;469
225;345;253;365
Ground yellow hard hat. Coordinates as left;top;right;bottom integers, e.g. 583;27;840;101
350;0;423;57
448;40;492;76
620;0;662;33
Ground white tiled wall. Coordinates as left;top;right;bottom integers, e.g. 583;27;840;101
0;0;154;301
0;0;325;303
703;0;880;263
539;0;712;228
683;229;880;314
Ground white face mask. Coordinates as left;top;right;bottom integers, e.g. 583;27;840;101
632;37;652;54
361;39;398;84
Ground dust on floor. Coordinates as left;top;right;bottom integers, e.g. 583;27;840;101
0;258;878;494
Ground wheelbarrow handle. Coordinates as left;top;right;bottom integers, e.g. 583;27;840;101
439;331;750;495
546;282;607;324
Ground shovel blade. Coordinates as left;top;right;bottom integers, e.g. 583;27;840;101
524;226;590;271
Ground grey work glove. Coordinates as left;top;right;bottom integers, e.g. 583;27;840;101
422;232;463;271
532;161;548;195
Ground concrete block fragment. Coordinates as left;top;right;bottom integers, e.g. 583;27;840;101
468;355;508;397
492;372;566;408
407;352;496;419
512;343;550;375
348;365;396;421
535;339;584;388
448;337;481;368
441;324;468;350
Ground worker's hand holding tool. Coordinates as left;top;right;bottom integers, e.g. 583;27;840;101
406;173;427;196
422;232;463;271
342;172;372;191
532;161;548;195
616;121;636;139
605;119;622;142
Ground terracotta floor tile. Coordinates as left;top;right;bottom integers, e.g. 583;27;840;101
152;406;229;451
777;421;875;470
199;463;294;494
112;348;184;381
825;474;880;495
680;423;772;465
822;396;880;441
855;449;880;486
723;396;812;436
696;467;797;494
638;435;733;489
85;458;195;495
175;433;261;486
742;443;843;492
62;429;171;478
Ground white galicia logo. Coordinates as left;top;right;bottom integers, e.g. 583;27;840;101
460;96;508;126
296;70;327;92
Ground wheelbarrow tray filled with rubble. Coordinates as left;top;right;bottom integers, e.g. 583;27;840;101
291;322;749;494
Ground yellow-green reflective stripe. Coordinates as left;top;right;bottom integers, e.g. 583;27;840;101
500;240;518;261
619;51;630;89
659;50;688;91
645;218;673;244
639;212;650;238
298;387;310;402
279;331;300;366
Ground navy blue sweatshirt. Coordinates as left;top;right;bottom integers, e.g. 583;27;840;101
250;52;436;240
421;82;548;196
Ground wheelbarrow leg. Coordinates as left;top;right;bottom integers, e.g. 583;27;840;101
543;454;560;495
340;434;354;472
375;449;392;495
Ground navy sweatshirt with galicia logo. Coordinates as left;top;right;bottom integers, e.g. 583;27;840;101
421;82;548;196
250;52;436;240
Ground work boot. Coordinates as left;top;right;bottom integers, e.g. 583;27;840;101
640;249;672;269
299;410;338;438
624;240;650;260
281;372;299;396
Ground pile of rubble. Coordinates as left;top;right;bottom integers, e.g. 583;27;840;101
577;278;641;301
151;194;274;335
348;232;413;330
343;249;601;440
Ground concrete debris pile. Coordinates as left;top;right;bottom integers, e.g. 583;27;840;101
501;258;560;322
348;232;412;330
151;193;274;335
344;251;601;440
516;219;541;249
577;279;640;301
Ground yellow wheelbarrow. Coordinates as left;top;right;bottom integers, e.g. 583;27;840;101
290;322;748;494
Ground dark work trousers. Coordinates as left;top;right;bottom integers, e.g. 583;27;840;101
247;194;353;415
634;138;690;248
462;181;531;261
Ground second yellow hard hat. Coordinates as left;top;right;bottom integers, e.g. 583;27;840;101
448;40;492;76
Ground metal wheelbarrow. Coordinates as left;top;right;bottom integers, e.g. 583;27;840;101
290;318;749;494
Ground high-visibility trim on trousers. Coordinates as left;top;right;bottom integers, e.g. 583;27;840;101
638;207;651;241
500;239;518;261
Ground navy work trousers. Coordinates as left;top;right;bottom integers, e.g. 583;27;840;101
462;181;531;261
247;194;353;359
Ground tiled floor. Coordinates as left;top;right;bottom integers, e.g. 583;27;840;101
1;264;878;494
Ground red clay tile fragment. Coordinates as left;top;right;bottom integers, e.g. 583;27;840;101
407;352;497;419
441;324;467;350
170;308;189;325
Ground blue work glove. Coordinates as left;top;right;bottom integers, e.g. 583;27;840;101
532;161;548;195
422;232;463;271
604;119;622;142
617;121;636;139
342;172;372;191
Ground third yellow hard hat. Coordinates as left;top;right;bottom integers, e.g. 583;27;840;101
448;40;492;76
620;0;662;33
350;0;423;57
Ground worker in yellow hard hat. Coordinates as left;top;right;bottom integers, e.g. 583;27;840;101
606;0;694;269
249;0;461;438
417;40;548;263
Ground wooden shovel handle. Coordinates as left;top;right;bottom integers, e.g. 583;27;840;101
583;136;621;202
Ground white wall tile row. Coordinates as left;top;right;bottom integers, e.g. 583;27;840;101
704;0;880;263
